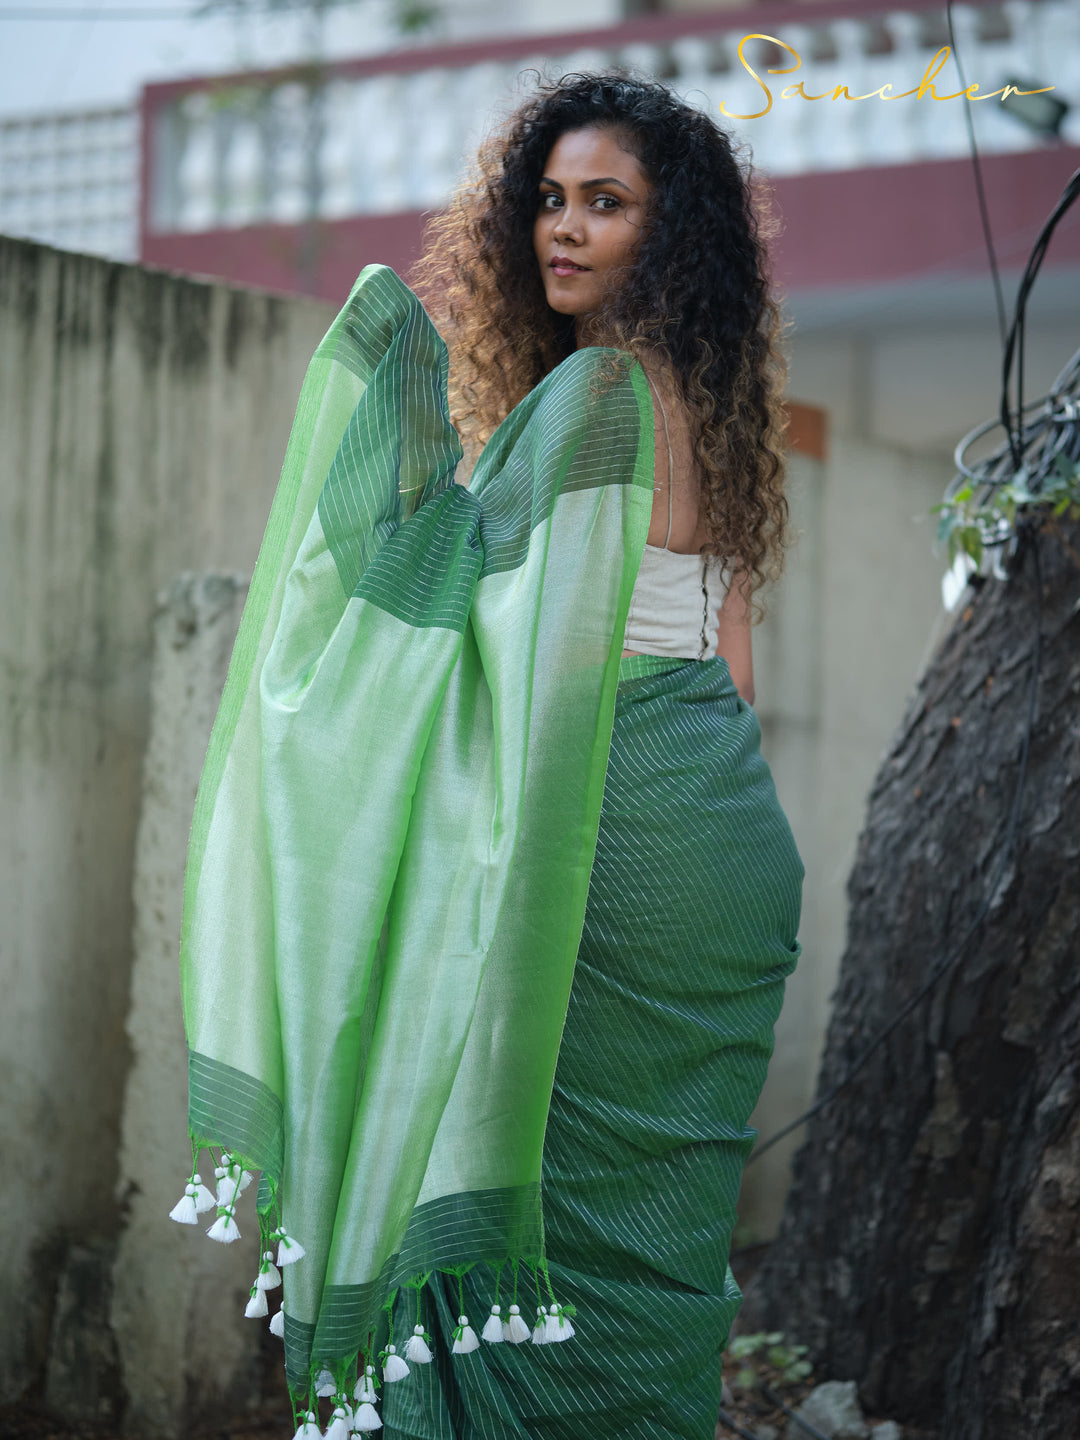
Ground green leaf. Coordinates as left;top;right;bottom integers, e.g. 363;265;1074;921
960;526;983;566
936;509;958;545
1010;476;1037;505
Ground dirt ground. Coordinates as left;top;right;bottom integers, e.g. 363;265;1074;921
0;1247;932;1440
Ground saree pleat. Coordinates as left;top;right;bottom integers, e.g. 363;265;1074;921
382;653;804;1439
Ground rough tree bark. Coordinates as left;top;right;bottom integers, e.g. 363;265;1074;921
742;517;1080;1439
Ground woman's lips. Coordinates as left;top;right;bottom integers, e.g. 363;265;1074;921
550;259;589;277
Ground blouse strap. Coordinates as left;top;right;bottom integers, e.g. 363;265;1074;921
643;370;675;550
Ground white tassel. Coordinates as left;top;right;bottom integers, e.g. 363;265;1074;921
192;1175;217;1214
168;1185;198;1225
352;1402;382;1432
214;1157;238;1204
405;1324;433;1364
323;1406;350;1440
531;1306;548;1344
217;1168;252;1205
452;1316;480;1355
216;1176;240;1205
206;1206;240;1243
502;1303;531;1344
353;1366;377;1405
244;1287;268;1319
315;1369;337;1399
545;1302;575;1342
276;1230;306;1266
381;1346;409;1382
269;1305;285;1338
291;1411;320;1440
481;1305;504;1343
256;1251;281;1290
219;1168;255;1204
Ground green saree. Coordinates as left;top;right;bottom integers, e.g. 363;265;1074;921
174;264;803;1437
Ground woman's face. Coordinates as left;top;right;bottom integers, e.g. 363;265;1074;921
533;125;652;334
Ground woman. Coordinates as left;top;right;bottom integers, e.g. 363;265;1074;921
386;73;804;1440
173;73;802;1440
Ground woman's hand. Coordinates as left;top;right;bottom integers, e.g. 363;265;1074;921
715;569;755;705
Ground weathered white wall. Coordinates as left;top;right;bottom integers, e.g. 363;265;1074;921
0;235;334;1409
788;319;1080;454
744;437;954;1237
737;302;1080;1236
111;572;263;1438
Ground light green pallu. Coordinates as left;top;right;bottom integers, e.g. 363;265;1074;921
176;264;659;1415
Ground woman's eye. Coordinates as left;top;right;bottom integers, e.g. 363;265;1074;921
594;194;620;211
539;192;562;210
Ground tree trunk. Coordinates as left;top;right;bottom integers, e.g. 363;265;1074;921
742;517;1080;1439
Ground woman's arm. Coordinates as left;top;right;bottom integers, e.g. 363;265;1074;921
714;569;755;705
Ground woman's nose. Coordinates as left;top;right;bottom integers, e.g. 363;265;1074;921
553;207;582;244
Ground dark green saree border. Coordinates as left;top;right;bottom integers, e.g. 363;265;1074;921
188;1049;284;1181
285;1182;544;1394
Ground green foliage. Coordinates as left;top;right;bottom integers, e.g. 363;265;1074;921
728;1331;813;1390
931;452;1080;568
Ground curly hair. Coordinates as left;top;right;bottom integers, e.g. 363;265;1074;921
413;71;793;615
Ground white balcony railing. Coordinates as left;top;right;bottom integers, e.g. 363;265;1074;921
148;0;1080;236
1;0;1076;264
0;106;139;261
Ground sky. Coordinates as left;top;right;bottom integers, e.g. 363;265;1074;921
0;1;404;119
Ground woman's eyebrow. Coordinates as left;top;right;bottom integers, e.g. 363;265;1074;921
539;176;634;193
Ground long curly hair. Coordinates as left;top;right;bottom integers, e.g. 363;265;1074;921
413;72;793;614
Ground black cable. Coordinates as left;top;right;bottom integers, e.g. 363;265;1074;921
717;1410;769;1440
999;167;1080;472
761;1386;835;1440
945;0;1008;353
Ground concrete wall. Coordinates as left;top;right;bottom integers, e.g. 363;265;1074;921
739;305;1080;1234
787;318;1080;454
0;234;334;1408
111;573;264;1436
745;438;954;1236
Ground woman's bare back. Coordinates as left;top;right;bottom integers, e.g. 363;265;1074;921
641;363;708;553
620;365;712;659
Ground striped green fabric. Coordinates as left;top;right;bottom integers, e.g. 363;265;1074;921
381;654;803;1439
178;265;660;1405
